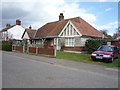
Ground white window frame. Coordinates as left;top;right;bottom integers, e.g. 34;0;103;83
65;37;75;47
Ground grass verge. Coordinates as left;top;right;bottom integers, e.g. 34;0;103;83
56;51;120;67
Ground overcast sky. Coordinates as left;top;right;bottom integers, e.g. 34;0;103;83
1;0;119;36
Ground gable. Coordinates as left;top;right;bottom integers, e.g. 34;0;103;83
7;25;25;40
35;20;68;38
22;31;30;39
59;20;81;37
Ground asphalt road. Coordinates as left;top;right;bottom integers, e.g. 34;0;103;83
2;52;118;88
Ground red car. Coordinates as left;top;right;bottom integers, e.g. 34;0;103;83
91;45;119;63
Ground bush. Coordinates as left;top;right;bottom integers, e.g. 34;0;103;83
2;40;12;44
85;39;107;53
0;44;12;51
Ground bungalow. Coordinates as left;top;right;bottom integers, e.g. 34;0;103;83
22;26;36;47
0;19;25;41
32;13;106;52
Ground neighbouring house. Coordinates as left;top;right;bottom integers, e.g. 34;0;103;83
107;36;120;47
16;26;56;56
22;26;36;47
32;13;107;52
0;19;25;41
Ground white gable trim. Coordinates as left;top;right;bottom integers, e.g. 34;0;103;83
58;20;82;37
58;21;70;36
69;21;82;36
22;31;30;39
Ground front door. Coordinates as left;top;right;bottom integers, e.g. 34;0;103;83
57;38;61;50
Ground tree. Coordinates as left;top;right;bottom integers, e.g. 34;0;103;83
100;30;112;39
113;27;120;39
100;30;108;36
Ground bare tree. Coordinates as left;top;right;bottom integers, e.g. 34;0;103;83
100;29;112;39
100;30;108;36
113;27;120;39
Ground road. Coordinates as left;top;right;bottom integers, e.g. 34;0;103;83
2;52;118;88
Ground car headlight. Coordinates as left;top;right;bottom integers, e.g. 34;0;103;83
91;54;96;56
103;55;112;58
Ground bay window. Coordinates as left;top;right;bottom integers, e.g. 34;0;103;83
65;37;75;46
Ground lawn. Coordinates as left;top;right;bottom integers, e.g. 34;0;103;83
56;51;120;67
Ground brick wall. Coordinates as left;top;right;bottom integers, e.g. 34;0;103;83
28;47;56;56
38;48;55;56
63;46;85;52
13;46;23;52
29;47;36;53
13;46;56;56
111;40;120;47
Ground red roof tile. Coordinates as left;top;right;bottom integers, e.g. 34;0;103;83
22;28;36;39
35;17;107;38
1;25;15;32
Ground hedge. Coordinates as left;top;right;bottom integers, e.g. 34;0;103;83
85;39;107;53
0;44;12;51
2;40;12;44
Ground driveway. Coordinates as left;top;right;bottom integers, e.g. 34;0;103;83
2;51;119;88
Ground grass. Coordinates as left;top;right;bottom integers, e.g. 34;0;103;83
56;50;120;67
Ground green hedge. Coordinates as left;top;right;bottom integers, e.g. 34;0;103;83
85;39;107;53
0;44;12;51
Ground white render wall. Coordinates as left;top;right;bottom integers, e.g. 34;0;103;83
22;31;30;39
7;25;25;40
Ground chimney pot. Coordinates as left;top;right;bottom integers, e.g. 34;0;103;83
29;25;32;29
6;24;11;28
16;19;21;25
59;13;64;21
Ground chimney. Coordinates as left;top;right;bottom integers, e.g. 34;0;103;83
16;19;21;25
6;24;11;28
59;13;64;21
29;25;32;29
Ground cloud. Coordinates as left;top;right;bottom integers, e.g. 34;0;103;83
2;0;96;29
91;21;118;36
105;8;112;12
92;21;118;30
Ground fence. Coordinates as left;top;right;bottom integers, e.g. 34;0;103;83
12;46;56;56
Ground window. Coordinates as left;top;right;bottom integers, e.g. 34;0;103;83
50;40;54;46
65;37;75;46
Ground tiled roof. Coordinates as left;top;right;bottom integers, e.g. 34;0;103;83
71;17;106;38
34;17;107;38
1;25;15;32
23;28;36;39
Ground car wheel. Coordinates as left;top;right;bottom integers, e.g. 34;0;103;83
92;59;96;61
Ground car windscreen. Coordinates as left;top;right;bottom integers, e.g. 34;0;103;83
98;46;115;52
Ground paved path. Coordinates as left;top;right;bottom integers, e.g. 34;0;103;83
2;51;118;88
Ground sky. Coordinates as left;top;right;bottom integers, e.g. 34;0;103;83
1;0;119;36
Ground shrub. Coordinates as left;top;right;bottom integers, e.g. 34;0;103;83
85;39;107;53
2;40;12;44
1;44;12;51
